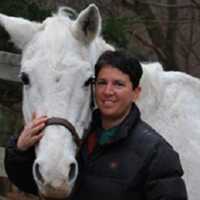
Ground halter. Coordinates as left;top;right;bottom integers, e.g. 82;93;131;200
43;78;95;149
45;117;82;148
84;77;95;110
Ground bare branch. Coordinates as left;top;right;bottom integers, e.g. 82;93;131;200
122;0;198;9
165;0;178;67
133;33;166;60
128;18;200;24
190;0;200;9
122;0;166;55
120;0;200;73
178;29;200;64
136;0;198;9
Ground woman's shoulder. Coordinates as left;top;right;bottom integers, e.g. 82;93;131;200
129;119;177;160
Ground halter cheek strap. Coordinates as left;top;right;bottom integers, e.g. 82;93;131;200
45;117;82;148
84;77;95;110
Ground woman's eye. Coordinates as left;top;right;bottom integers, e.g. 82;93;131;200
96;80;107;85
114;81;125;87
20;72;30;85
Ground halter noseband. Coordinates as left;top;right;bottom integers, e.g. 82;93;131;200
45;117;82;148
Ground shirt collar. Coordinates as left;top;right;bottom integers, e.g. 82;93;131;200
90;103;141;145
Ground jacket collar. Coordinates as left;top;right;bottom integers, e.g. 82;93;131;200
90;103;141;145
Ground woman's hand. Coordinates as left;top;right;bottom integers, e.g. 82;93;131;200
17;113;48;151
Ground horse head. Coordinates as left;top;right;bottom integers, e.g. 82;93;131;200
0;4;113;198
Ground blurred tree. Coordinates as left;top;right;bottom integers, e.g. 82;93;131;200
120;0;200;74
103;17;129;48
64;0;200;76
0;0;199;75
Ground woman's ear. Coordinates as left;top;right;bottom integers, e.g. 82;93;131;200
132;86;141;102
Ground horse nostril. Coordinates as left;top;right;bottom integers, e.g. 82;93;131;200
34;163;44;183
68;163;76;182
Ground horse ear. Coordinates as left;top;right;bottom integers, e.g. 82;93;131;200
0;14;41;50
72;4;101;44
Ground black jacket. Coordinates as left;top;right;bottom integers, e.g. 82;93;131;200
4;104;187;200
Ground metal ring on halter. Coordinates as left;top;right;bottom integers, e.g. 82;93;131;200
45;117;82;148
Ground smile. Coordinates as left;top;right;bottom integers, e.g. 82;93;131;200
102;100;115;106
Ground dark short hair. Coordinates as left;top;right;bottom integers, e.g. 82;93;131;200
95;50;143;89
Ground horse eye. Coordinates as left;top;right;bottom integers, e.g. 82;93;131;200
84;77;95;87
20;72;30;85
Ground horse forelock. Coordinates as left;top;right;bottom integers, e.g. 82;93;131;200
23;14;110;73
55;7;78;20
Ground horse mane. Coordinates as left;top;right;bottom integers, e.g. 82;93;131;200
42;7;114;70
55;7;78;20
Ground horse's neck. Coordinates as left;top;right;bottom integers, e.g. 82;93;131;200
90;37;114;66
137;63;164;119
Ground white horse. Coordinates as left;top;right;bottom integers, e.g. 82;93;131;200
0;4;200;200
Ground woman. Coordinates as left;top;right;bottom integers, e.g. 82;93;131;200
5;50;187;200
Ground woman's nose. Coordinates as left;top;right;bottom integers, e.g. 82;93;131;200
104;83;114;95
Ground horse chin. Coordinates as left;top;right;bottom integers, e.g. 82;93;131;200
39;185;72;200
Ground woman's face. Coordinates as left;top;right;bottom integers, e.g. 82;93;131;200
95;65;141;122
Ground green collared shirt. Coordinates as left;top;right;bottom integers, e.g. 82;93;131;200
98;126;118;145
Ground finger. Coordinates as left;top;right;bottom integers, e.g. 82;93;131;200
32;117;48;128
32;112;37;120
31;133;44;145
31;123;46;136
